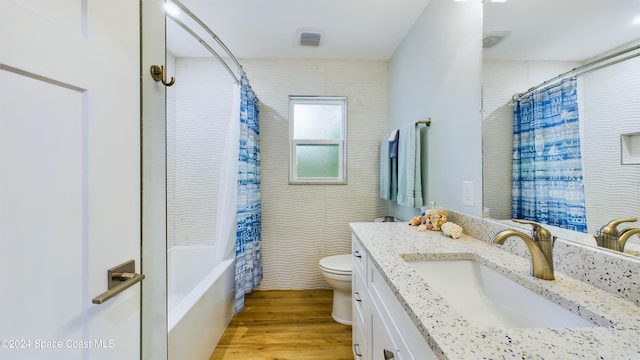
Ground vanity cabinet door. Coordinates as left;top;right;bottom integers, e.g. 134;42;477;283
371;299;407;360
370;262;437;360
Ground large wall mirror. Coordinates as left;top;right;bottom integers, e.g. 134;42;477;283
482;0;640;257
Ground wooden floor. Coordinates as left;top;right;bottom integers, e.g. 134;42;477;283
209;290;353;360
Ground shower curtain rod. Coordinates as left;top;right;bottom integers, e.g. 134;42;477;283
167;14;239;84
512;43;640;101
168;0;250;85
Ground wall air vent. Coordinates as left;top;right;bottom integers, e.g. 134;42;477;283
298;30;323;47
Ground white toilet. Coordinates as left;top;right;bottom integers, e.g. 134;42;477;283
319;254;352;325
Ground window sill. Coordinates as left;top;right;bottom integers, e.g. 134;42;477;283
288;180;348;185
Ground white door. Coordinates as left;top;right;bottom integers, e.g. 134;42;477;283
0;0;143;359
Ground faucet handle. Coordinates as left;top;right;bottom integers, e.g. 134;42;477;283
597;217;638;236
512;219;555;242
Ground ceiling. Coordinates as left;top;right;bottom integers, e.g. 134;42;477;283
483;0;640;62
167;0;431;60
167;0;640;62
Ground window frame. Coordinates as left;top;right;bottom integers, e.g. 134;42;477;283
288;96;347;184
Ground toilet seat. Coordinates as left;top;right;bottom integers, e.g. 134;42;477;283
319;254;352;275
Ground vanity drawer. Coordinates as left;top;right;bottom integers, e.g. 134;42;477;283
352;317;369;360
352;267;368;326
352;234;367;275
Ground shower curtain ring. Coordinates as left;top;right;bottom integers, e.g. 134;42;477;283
150;65;175;86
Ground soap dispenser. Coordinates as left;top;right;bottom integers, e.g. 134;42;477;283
421;201;440;217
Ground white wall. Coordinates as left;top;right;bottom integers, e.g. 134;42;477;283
387;0;483;221
241;59;389;289
581;55;640;233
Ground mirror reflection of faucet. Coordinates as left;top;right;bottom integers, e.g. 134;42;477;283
594;217;640;252
490;219;556;280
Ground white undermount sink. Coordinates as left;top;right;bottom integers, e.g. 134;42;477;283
406;259;597;328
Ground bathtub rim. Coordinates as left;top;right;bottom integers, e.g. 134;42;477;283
167;246;234;332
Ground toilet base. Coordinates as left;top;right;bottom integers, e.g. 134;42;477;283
330;287;352;325
332;313;352;326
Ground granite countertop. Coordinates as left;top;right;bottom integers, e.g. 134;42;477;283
350;222;640;359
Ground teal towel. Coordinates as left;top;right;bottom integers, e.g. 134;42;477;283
397;123;427;207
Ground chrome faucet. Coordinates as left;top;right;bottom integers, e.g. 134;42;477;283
594;217;639;252
490;219;556;280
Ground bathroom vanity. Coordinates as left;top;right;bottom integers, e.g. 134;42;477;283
352;235;436;359
350;220;640;359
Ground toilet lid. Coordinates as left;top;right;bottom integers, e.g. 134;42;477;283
319;254;352;274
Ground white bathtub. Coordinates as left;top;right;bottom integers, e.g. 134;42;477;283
168;246;235;359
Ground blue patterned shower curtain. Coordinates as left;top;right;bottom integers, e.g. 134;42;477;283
512;77;587;233
235;74;262;313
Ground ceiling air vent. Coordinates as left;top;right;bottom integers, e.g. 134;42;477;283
483;31;511;48
298;31;323;47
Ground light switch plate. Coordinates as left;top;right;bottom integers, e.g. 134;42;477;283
463;181;474;206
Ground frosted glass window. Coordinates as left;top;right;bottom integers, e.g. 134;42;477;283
289;96;347;184
293;104;343;140
295;144;340;178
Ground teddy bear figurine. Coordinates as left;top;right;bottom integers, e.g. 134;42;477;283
423;209;448;231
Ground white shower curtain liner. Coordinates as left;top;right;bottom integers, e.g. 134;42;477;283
214;83;241;265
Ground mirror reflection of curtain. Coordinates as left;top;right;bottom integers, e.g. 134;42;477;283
235;73;262;313
512;77;587;233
